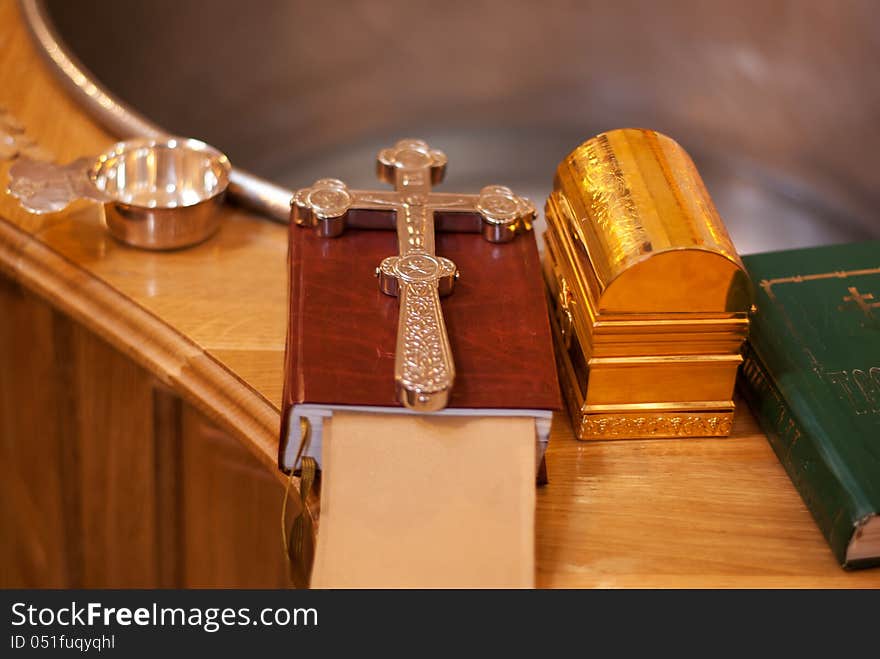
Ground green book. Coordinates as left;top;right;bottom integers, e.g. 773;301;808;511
739;240;880;569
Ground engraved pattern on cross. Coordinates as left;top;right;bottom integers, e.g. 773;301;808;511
291;139;535;411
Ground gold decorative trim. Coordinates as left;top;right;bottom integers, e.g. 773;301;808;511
579;411;733;439
758;263;880;372
760;266;880;300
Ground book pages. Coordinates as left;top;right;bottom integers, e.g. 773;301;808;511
311;412;535;588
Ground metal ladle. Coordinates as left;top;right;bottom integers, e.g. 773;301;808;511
8;136;231;250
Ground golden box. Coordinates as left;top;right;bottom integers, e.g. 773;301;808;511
543;128;752;440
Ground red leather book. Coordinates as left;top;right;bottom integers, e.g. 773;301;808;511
279;215;561;471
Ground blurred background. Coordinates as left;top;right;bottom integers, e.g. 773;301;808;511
48;0;880;253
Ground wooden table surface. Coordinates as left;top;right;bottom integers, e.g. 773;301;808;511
1;1;877;588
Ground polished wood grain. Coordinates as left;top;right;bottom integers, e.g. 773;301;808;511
0;0;877;587
0;274;289;587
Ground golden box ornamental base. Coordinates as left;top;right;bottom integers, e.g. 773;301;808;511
543;128;752;440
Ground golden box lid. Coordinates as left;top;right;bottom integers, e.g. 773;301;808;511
547;128;751;315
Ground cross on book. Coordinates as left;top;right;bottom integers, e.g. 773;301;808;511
840;286;880;319
291;139;535;411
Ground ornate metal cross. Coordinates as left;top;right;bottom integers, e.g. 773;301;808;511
292;139;535;411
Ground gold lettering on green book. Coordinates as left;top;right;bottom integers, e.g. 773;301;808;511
827;367;880;415
741;355;803;459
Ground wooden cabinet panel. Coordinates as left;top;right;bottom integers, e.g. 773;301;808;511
179;407;288;587
0;275;73;586
70;307;160;587
0;274;289;587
